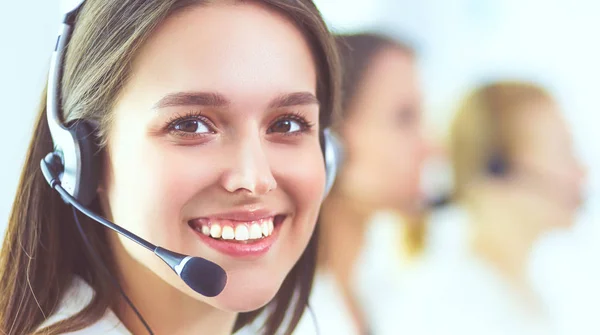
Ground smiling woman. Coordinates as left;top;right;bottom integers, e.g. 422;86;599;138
0;1;341;335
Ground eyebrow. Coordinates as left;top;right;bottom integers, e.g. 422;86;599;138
268;92;320;109
153;92;229;109
152;91;319;110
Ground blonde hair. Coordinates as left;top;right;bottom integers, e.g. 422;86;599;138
400;214;428;258
449;80;554;199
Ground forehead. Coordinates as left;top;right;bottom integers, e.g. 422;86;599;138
349;48;419;119
125;2;317;108
358;48;416;96
364;47;416;87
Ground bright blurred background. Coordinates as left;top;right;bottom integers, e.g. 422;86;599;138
314;0;600;210
312;2;600;334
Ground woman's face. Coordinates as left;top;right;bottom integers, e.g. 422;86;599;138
99;3;324;312
512;102;586;220
339;48;429;210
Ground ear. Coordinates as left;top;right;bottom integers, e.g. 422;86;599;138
96;147;110;194
96;182;106;193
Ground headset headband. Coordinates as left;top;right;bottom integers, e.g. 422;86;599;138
47;0;343;203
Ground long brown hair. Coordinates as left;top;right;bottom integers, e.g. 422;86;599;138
0;1;341;334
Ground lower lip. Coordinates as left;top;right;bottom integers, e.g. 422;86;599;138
190;222;282;258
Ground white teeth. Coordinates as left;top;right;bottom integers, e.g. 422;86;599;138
250;223;262;239
235;225;249;241
210;224;222;238
221;226;235;240
199;218;279;241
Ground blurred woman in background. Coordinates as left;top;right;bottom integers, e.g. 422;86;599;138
393;80;586;335
292;32;431;335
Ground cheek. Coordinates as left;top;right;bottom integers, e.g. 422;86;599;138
520;152;583;210
342;125;425;207
529;152;571;185
104;133;218;248
545;163;583;205
274;143;325;238
377;134;425;203
376;134;418;180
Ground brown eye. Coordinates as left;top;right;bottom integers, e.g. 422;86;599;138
268;119;302;134
395;106;420;129
173;119;210;134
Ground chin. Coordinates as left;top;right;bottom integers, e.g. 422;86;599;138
208;272;284;312
222;289;278;313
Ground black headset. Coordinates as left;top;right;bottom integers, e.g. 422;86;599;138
40;0;342;333
481;94;510;178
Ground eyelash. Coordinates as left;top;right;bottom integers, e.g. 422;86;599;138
165;111;215;138
164;110;315;138
270;111;315;136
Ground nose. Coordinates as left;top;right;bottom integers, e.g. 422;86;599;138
578;161;588;182
418;131;437;162
220;135;277;196
574;160;588;192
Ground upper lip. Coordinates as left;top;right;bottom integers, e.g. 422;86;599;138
189;208;279;222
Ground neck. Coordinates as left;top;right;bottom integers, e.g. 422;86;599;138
465;194;541;302
471;221;531;292
108;234;237;335
319;191;373;271
318;191;374;334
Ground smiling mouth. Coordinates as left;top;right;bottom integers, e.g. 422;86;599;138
188;215;286;244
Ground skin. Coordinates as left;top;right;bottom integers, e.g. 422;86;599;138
97;3;325;334
320;47;429;333
509;101;585;216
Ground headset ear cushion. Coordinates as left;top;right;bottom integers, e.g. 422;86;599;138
487;151;509;177
69;121;101;205
322;128;343;197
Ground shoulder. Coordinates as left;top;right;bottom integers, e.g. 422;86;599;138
37;277;131;335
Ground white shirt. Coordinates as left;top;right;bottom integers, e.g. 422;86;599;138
37;276;131;334
390;204;558;335
293;271;359;335
353;211;410;335
236;270;359;335
528;200;600;335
